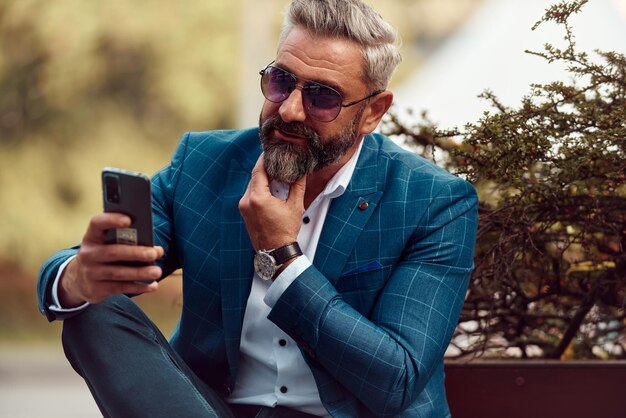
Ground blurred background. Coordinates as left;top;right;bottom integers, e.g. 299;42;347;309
1;0;624;416
0;0;481;342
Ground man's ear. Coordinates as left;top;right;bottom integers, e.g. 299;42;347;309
359;90;394;135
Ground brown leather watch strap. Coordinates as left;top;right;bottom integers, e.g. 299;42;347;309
270;242;303;265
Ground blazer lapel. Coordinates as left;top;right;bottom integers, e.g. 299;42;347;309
313;136;383;286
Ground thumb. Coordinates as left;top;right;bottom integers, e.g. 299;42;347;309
250;154;270;185
288;175;307;203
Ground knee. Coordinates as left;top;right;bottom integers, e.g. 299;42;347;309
62;295;153;352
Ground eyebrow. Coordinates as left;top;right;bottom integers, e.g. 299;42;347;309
274;63;346;98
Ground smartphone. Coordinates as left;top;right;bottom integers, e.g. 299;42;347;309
102;167;154;248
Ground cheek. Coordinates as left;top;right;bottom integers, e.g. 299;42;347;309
260;101;272;120
261;99;284;117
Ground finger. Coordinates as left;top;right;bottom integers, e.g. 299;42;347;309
154;246;165;259
288;174;307;203
81;243;161;265
108;279;159;297
88;263;163;283
85;280;159;304
252;153;266;174
249;154;270;189
84;213;132;244
241;154;271;211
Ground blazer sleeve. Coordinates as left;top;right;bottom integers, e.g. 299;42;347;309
150;132;190;276
37;247;80;321
268;177;478;416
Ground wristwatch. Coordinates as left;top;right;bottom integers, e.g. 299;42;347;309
254;242;303;281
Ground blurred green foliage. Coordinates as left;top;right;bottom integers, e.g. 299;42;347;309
0;0;241;270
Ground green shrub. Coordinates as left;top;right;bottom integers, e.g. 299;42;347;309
383;0;626;359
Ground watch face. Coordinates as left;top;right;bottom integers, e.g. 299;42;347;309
254;251;277;281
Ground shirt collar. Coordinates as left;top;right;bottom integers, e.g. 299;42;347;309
319;137;364;200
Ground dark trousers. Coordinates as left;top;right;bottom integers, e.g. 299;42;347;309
62;295;320;418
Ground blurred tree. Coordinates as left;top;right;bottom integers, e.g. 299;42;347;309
1;0;240;143
0;4;52;145
382;0;626;360
0;0;239;268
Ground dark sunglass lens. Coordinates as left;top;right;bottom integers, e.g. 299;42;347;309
263;67;295;102
303;83;341;122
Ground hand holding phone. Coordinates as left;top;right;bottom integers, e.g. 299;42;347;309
56;168;161;307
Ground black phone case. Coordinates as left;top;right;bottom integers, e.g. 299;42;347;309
102;167;154;248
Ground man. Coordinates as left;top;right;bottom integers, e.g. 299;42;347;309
37;1;478;417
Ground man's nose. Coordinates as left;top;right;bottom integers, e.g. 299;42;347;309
278;87;307;123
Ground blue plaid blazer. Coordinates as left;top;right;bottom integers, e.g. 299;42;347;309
38;128;478;417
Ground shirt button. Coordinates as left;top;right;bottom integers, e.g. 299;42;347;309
358;201;369;211
303;216;310;224
280;386;288;394
279;339;287;346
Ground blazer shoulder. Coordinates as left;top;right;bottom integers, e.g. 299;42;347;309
180;128;261;160
152;128;261;200
367;133;473;190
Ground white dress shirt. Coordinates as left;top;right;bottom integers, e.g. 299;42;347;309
50;140;364;417
49;255;86;313
228;141;363;417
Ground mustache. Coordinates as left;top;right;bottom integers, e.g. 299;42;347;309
261;115;318;140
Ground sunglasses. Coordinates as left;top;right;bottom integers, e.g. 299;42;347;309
259;63;382;123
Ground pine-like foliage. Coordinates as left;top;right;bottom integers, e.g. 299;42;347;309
383;0;626;359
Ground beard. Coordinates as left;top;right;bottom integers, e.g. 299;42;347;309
259;109;364;183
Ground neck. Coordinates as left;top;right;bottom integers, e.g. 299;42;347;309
302;153;353;208
304;170;334;209
302;136;364;208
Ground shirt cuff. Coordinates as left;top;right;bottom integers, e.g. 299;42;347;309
263;255;312;308
50;255;90;313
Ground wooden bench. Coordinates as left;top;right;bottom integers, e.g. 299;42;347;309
445;360;626;418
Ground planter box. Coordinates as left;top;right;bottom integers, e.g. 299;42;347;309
445;360;626;418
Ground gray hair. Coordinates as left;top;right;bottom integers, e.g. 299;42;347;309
279;0;402;92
